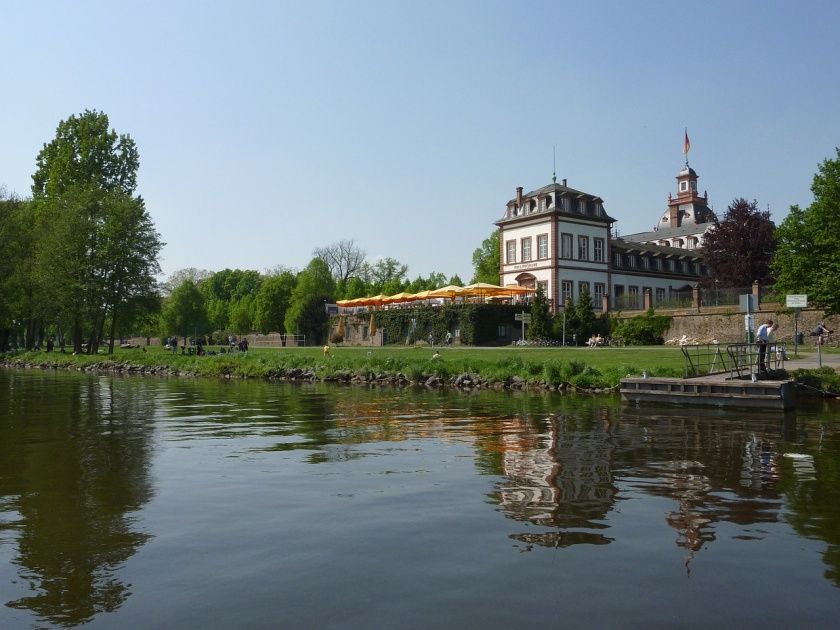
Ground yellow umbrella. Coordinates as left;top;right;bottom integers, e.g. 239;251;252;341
428;285;466;299
503;284;536;295
383;291;416;305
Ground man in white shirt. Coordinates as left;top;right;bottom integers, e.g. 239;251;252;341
756;320;776;373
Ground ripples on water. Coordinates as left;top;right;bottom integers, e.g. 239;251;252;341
2;370;840;628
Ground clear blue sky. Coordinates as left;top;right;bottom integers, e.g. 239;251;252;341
2;0;839;283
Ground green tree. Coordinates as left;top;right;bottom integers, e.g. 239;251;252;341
471;230;500;284
773;149;840;313
30;111;161;353
229;295;254;336
160;280;209;344
702;198;775;287
571;284;597;343
252;271;296;333
527;284;551;340
32;110;139;198
284;258;336;344
0;192;35;350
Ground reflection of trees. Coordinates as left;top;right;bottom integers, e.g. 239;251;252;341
0;372;154;626
777;420;840;587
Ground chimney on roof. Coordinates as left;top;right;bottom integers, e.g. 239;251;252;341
562;178;567;187
516;187;523;205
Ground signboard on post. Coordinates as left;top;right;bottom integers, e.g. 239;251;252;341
739;294;757;313
786;294;808;308
514;312;531;342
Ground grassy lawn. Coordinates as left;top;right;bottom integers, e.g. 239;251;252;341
5;344;688;389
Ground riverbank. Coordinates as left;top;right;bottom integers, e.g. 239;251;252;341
2;346;687;392
4;346;838;395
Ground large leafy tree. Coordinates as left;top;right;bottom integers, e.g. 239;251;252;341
471;230;500;284
252;271;297;334
701;198;775;287
161;279;209;343
31;110;162;353
32;109;139;198
284;258;336;344
0;191;35;350
773;148;840;313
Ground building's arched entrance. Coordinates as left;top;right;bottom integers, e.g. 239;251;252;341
515;273;536;289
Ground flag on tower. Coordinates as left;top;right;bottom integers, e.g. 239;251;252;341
683;129;691;155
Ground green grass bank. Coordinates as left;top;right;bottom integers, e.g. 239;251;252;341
5;345;840;395
2;345;688;391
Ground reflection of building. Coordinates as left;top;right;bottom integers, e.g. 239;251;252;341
494;413;617;547
496;164;708;313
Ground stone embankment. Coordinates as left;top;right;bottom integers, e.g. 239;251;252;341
1;358;614;394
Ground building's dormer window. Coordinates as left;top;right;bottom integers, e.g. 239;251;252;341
613;252;622;267
547;194;553;208
642;256;650;270
680;181;688;192
529;200;536;213
579;199;587;214
690;181;697;192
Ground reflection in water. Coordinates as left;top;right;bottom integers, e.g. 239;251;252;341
0;373;154;626
3;372;840;627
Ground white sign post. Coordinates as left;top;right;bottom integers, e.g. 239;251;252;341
514;312;531;342
786;295;808;358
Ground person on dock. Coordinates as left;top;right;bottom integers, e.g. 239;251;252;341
756;320;776;374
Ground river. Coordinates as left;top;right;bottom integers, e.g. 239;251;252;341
1;369;840;628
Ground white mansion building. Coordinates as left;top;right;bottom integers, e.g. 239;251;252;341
497;165;713;313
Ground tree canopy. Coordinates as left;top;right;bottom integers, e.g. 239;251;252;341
701;198;775;287
773;148;840;313
471;230;500;284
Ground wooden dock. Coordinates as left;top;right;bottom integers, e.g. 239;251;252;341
620;375;797;411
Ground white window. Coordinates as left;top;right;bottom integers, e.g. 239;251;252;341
537;280;548;296
614;252;622;267
656;288;666;304
642;256;650;270
561;280;573;306
579;199;587;213
561;233;573;259
627;254;636;268
577;236;589;261
537;234;548;259
594;238;605;262
594;283;605;309
521;237;532;262
680;181;688;192
506;240;516;264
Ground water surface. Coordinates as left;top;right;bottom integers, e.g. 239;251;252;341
2;369;840;628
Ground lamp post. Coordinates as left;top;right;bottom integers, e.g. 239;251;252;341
714;279;719;306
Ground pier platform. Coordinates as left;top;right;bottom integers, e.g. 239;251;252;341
620;374;797;411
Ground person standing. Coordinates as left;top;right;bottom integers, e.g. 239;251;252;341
756;320;775;374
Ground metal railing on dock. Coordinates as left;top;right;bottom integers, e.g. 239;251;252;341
681;343;788;378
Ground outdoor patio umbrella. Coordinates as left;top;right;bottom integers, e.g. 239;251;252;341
428;285;467;300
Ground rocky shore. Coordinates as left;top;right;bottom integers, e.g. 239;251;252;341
1;357;618;394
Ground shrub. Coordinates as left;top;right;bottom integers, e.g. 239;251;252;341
611;309;672;346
